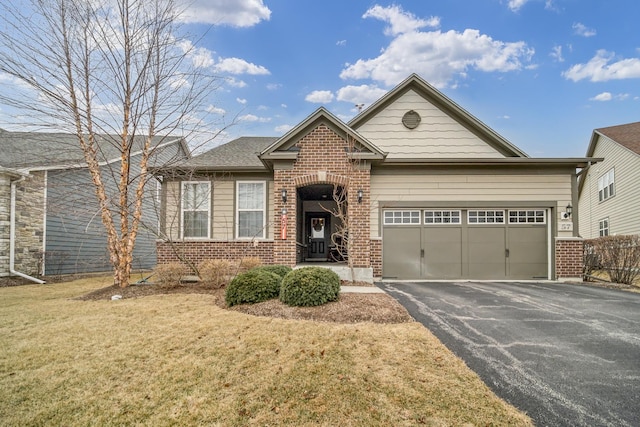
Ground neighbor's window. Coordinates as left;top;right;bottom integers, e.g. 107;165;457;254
182;181;210;238
236;181;266;238
468;210;505;224
383;210;421;225
599;218;609;236
424;210;461;224
598;168;615;202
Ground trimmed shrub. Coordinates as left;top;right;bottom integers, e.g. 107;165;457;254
198;259;233;289
251;265;293;280
280;267;341;307
225;269;281;307
154;262;188;288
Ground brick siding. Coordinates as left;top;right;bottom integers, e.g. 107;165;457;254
555;238;584;279
157;240;274;266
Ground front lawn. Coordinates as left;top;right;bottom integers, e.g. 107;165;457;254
0;277;532;426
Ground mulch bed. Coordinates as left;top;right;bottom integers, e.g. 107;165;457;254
74;281;414;324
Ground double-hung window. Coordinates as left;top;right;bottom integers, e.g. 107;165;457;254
599;218;609;236
182;181;210;238
598;169;615;202
236;181;266;239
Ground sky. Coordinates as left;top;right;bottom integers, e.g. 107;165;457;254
2;0;640;158
175;0;640;157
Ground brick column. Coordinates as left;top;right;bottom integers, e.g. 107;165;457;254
273;170;296;267
555;237;584;281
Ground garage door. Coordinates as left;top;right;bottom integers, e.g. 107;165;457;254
382;209;548;280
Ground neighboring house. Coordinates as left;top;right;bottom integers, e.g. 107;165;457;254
157;74;595;281
578;122;640;239
0;130;189;280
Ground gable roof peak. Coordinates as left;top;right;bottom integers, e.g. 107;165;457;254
348;73;529;158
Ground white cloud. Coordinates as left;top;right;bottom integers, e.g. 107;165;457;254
266;83;282;91
507;0;530;12
207;105;226;115
225;77;247;88
563;50;640;82
550;45;564;63
177;40;215;68
305;90;334;103
363;4;440;36
590;92;630;102
236;98;247;105
336;40;347;46
572;22;596;37
239;114;271;123
590;92;612;101
275;124;293;133
341;21;534;88
336;84;388;105
179;0;271;27
215;57;270;75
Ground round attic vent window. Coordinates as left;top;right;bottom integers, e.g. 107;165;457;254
402;110;421;129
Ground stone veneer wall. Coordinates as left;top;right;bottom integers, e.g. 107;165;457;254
555;238;584;280
11;172;45;276
157;240;274;267
0;174;11;276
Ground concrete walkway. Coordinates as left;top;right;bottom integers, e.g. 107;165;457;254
340;286;385;293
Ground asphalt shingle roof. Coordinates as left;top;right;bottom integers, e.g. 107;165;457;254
178;136;277;170
597;122;640;155
0;129;183;169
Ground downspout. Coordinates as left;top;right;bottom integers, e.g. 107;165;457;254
10;175;46;284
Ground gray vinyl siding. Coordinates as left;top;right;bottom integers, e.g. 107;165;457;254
370;171;572;238
355;90;504;159
578;136;640;238
44;142;185;275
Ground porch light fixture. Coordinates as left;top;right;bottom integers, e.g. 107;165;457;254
281;188;287;203
564;203;572;219
357;189;363;204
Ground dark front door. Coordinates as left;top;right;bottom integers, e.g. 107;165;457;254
307;213;330;260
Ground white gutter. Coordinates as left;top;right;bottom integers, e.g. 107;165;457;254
9;175;46;284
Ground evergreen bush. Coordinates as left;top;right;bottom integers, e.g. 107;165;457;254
225;269;281;306
280;267;340;307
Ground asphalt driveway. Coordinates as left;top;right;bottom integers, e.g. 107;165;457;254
378;281;640;427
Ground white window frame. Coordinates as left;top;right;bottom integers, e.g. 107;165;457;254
508;209;546;224
599;218;609;237
181;181;211;239
236;180;267;239
467;210;505;225
598;168;615;202
383;210;421;225
424;210;461;225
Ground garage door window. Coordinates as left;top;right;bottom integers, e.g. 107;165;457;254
384;210;420;225
424;210;461;224
508;210;546;224
468;210;505;224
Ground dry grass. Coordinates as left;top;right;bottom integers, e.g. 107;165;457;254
0;277;532;426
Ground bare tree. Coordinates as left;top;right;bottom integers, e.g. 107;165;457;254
0;0;220;287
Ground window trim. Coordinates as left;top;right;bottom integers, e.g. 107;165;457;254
599;218;610;237
423;209;462;225
597;168;615;202
236;180;267;239
383;210;421;225
181;181;211;239
467;210;506;225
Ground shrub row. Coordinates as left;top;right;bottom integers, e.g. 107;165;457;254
225;266;340;307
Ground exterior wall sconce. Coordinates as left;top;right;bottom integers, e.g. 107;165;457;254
281;188;287;203
563;203;572;219
357;189;363;204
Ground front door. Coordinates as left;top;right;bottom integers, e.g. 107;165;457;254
307;213;330;260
